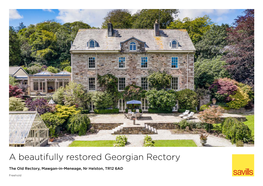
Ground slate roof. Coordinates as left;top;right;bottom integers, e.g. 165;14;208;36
70;29;195;52
9;66;21;76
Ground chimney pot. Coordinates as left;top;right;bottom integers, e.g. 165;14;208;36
108;22;113;37
154;20;160;36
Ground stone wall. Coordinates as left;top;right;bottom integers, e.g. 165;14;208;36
113;127;157;134
91;123;122;130
145;122;176;129
71;52;195;91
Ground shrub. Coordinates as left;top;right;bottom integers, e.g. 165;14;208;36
146;89;177;111
97;74;118;92
91;91;114;109
94;108;119;114
26;64;43;74
178;119;192;130
209;78;238;102
63;66;71;72
222;117;252;143
148;108;172;113
144;135;155;147
227;87;250;109
41;113;65;137
114;135;127;147
52;86;65;105
236;140;244;147
9;76;17;86
55;105;81;120
64;81;91;109
147;71;172;90
178;108;196;113
176;89;198;110
9;97;25;111
67;114;91;136
200;104;210;111
9;85;24;98
47;66;59;73
25;98;51;115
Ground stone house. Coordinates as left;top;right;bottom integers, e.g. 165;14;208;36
70;21;195;112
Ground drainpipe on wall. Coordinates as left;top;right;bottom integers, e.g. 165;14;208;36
187;53;189;89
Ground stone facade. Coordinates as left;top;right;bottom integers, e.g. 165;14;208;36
71;22;195;93
71;52;194;91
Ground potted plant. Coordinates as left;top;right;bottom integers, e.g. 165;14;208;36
212;98;217;105
200;133;209;146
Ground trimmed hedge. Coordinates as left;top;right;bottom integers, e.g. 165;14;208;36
94;108;119;114
148;108;172;113
178;109;197;113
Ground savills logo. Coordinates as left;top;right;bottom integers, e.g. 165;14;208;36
233;168;253;176
232;154;254;177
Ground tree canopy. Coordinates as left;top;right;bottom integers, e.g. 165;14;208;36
101;9;134;29
167;15;213;44
223;9;254;88
195;24;229;60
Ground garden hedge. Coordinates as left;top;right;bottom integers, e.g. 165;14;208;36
94;108;119;114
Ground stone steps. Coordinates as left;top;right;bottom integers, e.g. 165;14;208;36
111;123;157;135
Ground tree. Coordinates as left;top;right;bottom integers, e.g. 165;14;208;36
9;26;21;66
195;24;229;60
223;9;254;88
63;81;91;109
9;76;18;86
102;9;133;29
16;22;26;32
194;56;230;89
167;15;213;44
132;9;179;29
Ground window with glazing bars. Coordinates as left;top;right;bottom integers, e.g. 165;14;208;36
141;77;148;90
89;78;95;90
33;82;38;91
118;78;125;91
119;57;125;68
171;57;178;68
130;42;136;51
88;57;95;68
171;77;179;90
89;40;95;48
141;57;148;68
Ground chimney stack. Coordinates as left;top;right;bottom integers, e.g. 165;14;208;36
108;21;113;37
154;19;160;36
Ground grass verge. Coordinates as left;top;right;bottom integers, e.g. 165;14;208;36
154;140;197;147
68;140;115;147
244;115;254;136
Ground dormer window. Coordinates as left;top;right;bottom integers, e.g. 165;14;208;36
170;40;178;49
89;40;95;48
88;39;99;48
130;42;136;51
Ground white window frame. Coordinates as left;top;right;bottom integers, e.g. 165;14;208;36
141;57;148;69
141;77;148;90
171;77;179;91
171;57;179;69
88;57;96;69
118;77;126;91
118;57;126;69
88;77;96;91
129;41;137;52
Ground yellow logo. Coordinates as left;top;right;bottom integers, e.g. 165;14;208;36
232;154;254;176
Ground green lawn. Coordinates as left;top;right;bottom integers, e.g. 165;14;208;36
154;140;197;147
244;115;254;136
68;140;115;147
